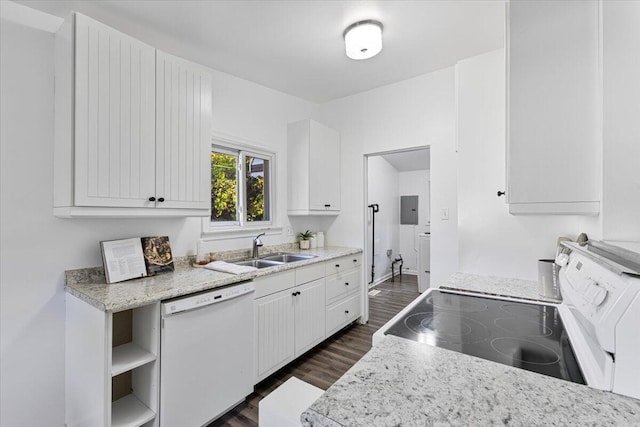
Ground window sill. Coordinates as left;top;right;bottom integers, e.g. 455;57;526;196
201;224;283;241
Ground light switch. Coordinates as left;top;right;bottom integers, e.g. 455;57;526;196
441;208;449;220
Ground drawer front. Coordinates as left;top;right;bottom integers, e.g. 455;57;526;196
295;262;326;286
326;293;361;337
325;254;362;276
325;268;360;304
253;270;295;299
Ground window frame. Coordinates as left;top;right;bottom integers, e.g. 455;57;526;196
203;133;277;236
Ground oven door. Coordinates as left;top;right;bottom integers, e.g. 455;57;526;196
557;303;614;391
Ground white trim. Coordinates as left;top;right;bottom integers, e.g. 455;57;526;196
0;1;63;33
368;273;392;289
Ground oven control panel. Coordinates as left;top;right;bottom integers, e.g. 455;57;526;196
560;253;639;353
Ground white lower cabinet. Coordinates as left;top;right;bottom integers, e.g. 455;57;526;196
325;255;362;336
253;255;363;384
253;267;327;383
294;278;326;356
326;293;361;337
254;287;296;381
66;295;159;427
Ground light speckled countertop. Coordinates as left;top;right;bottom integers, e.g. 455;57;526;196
440;272;561;303
302;336;640;427
65;246;361;312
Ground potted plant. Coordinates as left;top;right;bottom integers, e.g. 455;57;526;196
297;230;313;250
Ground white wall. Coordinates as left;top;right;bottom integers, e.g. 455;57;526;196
366;156;400;284
319;68;458;288
0;17;318;426
602;1;640;242
456;49;600;281
398;170;430;273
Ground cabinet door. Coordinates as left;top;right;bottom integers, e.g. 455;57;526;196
507;1;600;214
155;51;212;210
74;13;156;207
309;121;341;211
254;290;295;381
294;278;326;357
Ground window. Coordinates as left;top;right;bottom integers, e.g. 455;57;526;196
210;143;272;229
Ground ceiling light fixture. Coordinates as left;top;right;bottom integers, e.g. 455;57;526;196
343;20;383;60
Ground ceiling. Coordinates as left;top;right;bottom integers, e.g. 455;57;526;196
381;148;430;172
18;0;505;103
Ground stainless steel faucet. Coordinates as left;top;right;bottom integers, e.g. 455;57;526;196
252;232;265;258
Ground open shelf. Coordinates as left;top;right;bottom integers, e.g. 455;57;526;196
112;394;156;427
112;342;156;377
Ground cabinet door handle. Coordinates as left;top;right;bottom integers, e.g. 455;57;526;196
158;197;165;202
292;292;297;297
353;259;357;263
497;191;505;197
335;264;340;268
345;310;349;314
148;196;156;202
345;282;349;286
324;204;331;208
297;291;301;296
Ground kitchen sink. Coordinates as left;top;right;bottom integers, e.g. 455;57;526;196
230;252;317;269
261;253;317;263
232;259;284;269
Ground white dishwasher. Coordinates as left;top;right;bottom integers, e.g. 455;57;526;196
160;281;255;427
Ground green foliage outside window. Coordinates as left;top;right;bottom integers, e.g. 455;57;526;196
211;152;237;221
211;150;270;223
245;156;266;222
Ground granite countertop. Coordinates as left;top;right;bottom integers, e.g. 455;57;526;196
440;272;561;303
65;246;361;312
301;336;640;427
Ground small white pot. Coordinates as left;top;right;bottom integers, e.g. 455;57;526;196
299;239;310;250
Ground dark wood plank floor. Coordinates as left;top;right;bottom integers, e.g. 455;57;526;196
208;275;420;427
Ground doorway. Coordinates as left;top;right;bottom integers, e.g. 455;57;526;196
363;147;431;314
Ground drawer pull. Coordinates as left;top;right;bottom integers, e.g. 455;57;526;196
353;259;357;263
345;310;349;314
148;196;156;202
345;282;349;286
335;264;340;268
292;292;297;296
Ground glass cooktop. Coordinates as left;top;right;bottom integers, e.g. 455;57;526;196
384;290;585;384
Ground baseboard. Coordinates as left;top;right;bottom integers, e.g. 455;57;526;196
368;273;392;289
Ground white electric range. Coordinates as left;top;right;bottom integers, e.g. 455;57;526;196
373;240;640;400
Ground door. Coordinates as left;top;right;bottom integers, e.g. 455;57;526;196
155;50;212;210
254;289;295;380
74;13;156;207
309;121;340;211
294;278;326;356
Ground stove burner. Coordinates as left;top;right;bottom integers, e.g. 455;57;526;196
426;293;488;313
494;318;553;337
490;338;560;365
500;303;549;318
404;312;491;344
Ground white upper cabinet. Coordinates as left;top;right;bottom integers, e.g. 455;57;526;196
54;13;212;217
155;51;212;210
506;0;601;215
73;14;157;208
287;119;341;215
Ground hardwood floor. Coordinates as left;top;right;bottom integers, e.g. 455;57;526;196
208;275;420;427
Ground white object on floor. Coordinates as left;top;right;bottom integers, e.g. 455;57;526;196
204;260;258;274
368;289;381;296
259;377;324;427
